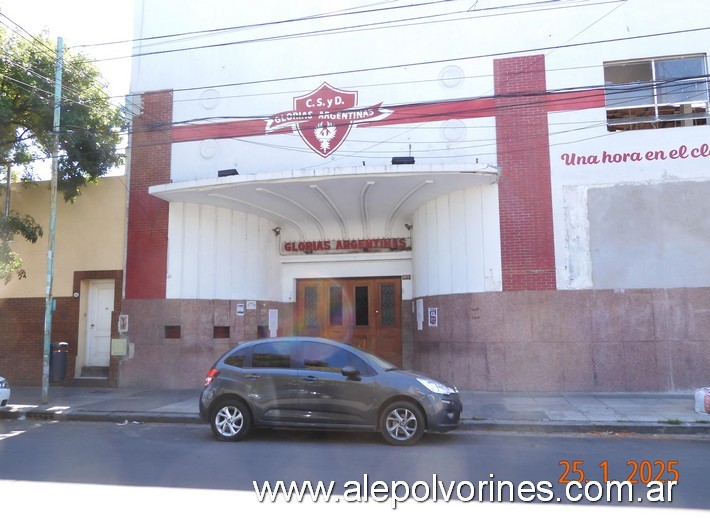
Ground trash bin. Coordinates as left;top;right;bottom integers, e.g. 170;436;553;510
50;342;68;383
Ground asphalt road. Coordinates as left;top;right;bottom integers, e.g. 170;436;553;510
0;420;706;528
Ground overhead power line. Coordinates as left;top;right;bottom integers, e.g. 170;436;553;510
0;0;630;168
74;0;607;49
86;0;625;67
124;24;710;96
18;72;703;160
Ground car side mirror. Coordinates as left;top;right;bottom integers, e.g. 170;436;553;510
341;366;361;381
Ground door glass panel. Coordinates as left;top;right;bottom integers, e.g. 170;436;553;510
302;342;371;375
251;341;292;368
380;284;396;326
355;286;369;326
304;286;319;328
329;286;343;326
224;346;250;368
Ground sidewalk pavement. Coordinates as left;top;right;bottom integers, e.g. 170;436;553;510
1;386;709;435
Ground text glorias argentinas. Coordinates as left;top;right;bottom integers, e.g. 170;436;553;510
283;238;409;254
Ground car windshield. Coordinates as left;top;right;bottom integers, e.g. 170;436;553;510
350;346;398;371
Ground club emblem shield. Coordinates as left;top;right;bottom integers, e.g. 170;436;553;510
265;82;392;158
292;82;358;158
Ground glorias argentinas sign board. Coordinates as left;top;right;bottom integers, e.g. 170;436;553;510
282;237;410;255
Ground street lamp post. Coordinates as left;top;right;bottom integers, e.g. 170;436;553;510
41;37;63;404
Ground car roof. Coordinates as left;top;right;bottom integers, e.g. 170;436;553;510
236;336;349;348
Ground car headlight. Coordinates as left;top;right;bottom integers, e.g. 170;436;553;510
417;377;457;395
0;380;7;389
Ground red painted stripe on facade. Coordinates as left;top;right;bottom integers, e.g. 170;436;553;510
170;88;604;143
172;118;268;142
546;89;606;113
494;55;557;291
170;96;500;142
366;96;498;126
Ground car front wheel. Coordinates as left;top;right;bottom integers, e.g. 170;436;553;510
210;399;252;442
380;401;425;446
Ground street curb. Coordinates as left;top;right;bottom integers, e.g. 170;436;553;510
0;408;202;424
459;419;710;435
3;408;709;435
60;412;203;424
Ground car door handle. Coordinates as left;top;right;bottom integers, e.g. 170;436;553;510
245;374;260;381
302;375;318;383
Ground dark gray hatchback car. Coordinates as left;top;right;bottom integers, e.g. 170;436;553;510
199;337;462;445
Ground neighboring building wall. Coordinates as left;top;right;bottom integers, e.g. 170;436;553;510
0;178;126;385
2;178;127;298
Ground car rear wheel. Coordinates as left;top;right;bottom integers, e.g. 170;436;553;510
380;401;425;446
210;399;252;442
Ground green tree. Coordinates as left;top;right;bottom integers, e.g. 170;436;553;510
0;209;43;282
0;28;126;283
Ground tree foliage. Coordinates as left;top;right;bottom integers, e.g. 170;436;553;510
0;28;126;283
0;211;43;283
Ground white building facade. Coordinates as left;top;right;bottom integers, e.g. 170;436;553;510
120;0;710;390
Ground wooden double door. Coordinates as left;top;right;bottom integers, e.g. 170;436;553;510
295;277;402;367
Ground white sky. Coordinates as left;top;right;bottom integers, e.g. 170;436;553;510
0;0;134;99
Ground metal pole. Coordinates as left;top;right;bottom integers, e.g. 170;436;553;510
3;165;9;219
41;37;63;404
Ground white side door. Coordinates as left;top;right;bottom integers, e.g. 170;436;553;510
86;280;114;367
